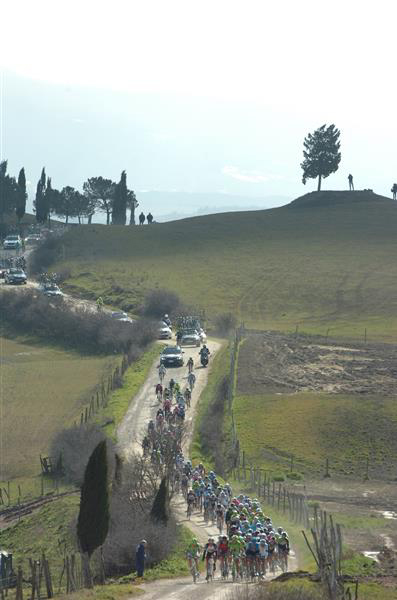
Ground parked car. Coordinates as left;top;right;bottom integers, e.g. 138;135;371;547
160;346;184;367
3;235;22;250
40;283;63;297
5;268;27;284
158;322;172;339
111;311;133;324
179;328;201;347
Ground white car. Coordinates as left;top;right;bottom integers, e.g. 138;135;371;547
111;311;133;324
3;235;22;250
179;328;201;347
158;322;172;339
41;283;63;297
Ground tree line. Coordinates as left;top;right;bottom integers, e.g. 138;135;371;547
0;161;139;225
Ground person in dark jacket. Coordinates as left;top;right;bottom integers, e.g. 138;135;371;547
135;539;147;577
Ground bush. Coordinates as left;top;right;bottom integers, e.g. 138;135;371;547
286;471;303;481
142;289;182;319
50;424;115;486
0;289;156;355
225;580;327;600
103;457;178;576
29;234;62;273
214;312;237;336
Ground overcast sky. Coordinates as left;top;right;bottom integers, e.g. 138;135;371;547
0;0;395;208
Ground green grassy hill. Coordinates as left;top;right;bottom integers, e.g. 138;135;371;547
56;190;397;340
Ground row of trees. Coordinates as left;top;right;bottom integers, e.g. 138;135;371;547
0;161;139;225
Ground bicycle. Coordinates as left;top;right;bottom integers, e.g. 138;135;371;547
186;501;194;520
216;514;224;534
219;555;229;580
206;556;215;583
187;554;199;583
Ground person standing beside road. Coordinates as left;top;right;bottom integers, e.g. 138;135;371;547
391;183;397;200
135;539;147;578
348;173;354;190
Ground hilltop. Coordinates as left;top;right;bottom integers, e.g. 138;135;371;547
54;190;397;340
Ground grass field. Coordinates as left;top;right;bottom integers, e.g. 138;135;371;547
0;336;113;481
53;191;397;341
233;392;397;479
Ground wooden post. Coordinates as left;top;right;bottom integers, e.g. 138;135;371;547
277;483;281;511
84;407;88;423
7;481;10;506
272;481;275;506
364;456;369;481
15;567;23;600
257;470;261;498
290;455;294;472
283;487;286;513
242;451;246;468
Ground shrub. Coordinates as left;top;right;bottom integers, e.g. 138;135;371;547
214;312;238;336
50;425;115;486
142;288;181;319
225;580;327;599
103;457;178;575
29;234;62;273
0;289;156;355
286;471;303;481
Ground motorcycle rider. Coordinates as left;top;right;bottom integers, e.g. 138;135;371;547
163;314;171;327
199;344;210;365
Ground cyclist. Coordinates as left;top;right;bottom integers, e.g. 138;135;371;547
202;538;217;581
187;372;196;390
187;489;195;518
187;356;194;373
184;387;192;408
258;536;268;577
96;296;104;311
217;536;229;578
158;363;166;382
186;538;201;578
155;382;163;401
216;503;225;534
229;534;243;580
169;378;176;397
181;473;189;499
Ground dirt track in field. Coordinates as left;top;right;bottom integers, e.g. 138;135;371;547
238;331;397;396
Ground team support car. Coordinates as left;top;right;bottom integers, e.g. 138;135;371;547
160;346;184;367
5;268;27;284
158;321;172;339
111;311;133;324
3;235;22;250
179;328;201;347
40;283;63;297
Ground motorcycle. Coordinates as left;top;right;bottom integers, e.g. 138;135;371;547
200;353;209;368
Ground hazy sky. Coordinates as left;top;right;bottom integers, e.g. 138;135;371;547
0;0;396;207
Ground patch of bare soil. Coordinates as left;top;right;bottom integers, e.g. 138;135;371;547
238;331;397;396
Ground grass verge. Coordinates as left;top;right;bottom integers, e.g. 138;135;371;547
96;344;160;440
190;341;229;473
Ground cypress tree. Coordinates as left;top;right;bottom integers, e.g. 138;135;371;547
16;168;27;222
112;171;127;225
35;167;47;223
150;477;169;524
44;177;53;226
77;440;109;557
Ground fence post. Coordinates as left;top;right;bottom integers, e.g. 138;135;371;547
257;470;261;498
277;483;281;511
272;481;275;506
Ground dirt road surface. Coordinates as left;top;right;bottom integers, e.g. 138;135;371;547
117;340;297;598
117;340;221;459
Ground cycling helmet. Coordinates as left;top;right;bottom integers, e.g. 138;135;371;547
277;527;283;534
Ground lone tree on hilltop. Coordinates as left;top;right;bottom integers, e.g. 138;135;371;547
301;124;341;191
77;440;109;586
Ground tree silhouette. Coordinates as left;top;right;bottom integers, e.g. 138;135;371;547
16;168;27;223
112;171;127;225
83;177;115;225
150;477;169;524
127;190;139;225
301;124;341;191
35;168;48;223
0;161;18;223
77;440;109;557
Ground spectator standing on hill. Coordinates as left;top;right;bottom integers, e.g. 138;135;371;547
135;539;147;577
391;183;397;200
348;173;354;190
139;212;145;225
147;212;153;224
